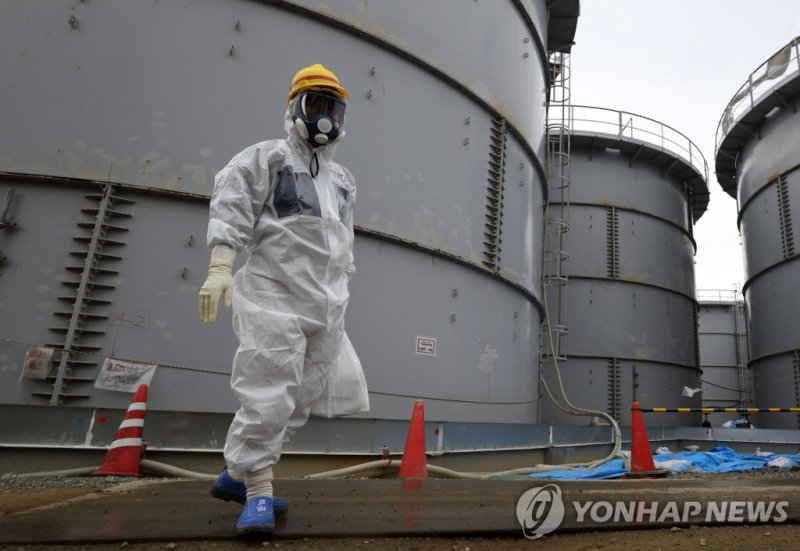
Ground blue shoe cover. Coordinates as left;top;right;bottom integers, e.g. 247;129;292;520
210;468;246;503
211;468;289;513
237;496;275;535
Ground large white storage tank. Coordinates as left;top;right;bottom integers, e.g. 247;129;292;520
0;1;579;457
714;36;800;429
541;106;709;427
697;290;752;427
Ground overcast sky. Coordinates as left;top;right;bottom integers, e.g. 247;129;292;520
569;1;800;293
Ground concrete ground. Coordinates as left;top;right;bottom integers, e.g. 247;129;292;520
2;476;800;548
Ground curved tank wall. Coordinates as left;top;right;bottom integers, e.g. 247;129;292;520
697;292;752;427
0;0;564;451
714;36;800;429
541;106;709;427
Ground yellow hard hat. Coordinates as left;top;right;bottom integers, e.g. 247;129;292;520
287;63;349;103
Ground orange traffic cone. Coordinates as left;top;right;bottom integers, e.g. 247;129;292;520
398;400;427;478
628;401;668;478
95;384;148;476
630;401;656;472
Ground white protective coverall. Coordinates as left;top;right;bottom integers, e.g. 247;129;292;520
207;107;356;473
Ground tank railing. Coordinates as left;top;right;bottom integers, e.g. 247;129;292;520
564;105;709;185
696;288;741;302
715;35;800;153
619;114;636;138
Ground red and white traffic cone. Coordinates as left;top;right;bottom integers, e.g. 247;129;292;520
627;401;669;479
94;384;148;476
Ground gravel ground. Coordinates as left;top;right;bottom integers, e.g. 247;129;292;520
1;525;799;551
1;473;147;493
670;468;800;480
3;470;800;550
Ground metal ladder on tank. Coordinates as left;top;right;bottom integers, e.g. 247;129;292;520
541;51;572;365
732;292;750;410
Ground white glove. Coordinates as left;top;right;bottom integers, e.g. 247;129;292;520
198;246;235;324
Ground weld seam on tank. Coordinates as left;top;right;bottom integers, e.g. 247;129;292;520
0;335;231;377
355;227;544;318
737;165;800;295
1;178;548;309
263;0;549;202
565;274;699;303
1;171;211;203
561;353;700;371
553;200;699;251
735;163;800;228
740;254;800;296
272;0;550;88
367;390;536;406
748;348;800;365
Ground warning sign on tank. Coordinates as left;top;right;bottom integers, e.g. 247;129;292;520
415;336;437;356
21;346;55;380
95;358;157;392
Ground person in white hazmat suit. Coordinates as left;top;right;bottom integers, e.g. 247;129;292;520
198;64;356;536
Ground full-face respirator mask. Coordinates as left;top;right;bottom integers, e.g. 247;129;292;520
292;90;346;146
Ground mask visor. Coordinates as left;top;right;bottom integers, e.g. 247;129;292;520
301;91;346;127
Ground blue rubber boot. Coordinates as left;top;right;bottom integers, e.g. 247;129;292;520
236;496;275;536
210;468;289;513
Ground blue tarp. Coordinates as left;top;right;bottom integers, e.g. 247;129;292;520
528;447;800;480
528;459;628;480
